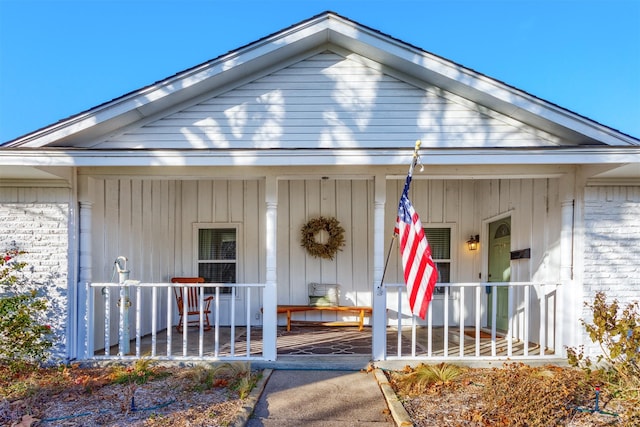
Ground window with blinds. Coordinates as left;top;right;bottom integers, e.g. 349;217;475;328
197;227;237;294
424;227;451;294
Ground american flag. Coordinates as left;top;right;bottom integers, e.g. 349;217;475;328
394;174;438;320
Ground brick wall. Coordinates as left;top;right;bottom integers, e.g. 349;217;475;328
0;203;70;363
583;186;640;356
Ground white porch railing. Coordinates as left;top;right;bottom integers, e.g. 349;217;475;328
85;282;266;361
383;282;563;361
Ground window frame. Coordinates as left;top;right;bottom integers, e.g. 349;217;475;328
192;222;242;296
423;223;457;298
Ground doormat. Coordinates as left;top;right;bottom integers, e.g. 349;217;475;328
463;330;493;339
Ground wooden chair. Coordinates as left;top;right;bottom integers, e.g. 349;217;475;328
171;277;214;332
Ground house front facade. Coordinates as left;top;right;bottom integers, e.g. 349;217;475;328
1;12;639;365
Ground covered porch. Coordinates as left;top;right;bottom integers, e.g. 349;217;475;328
73;163;575;365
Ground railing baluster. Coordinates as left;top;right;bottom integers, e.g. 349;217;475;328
459;286;465;357
166;285;172;358
523;284;530;356
426;299;431;357
245;287;251;357
540;284;546;356
491;285;497;356
86;282;94;358
396;287;403;357
182;285;188;357
104;286;110;356
230;286;236;356
199;286;204;358
444;286;449;357
151;286;157;357
412;315;417;357
214;287;220;357
507;284;513;357
135;286;141;357
475;285;481;357
555;283;562;356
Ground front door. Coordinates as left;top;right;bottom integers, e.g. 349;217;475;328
487;217;511;331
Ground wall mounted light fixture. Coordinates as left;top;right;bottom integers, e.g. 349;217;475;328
467;234;480;251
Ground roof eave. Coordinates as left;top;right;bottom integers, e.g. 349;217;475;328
2;147;640;169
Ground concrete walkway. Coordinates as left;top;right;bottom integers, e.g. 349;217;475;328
242;368;404;426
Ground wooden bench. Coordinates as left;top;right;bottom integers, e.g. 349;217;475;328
276;305;372;331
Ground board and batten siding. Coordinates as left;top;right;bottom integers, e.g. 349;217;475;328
277;179;373;325
96;52;562;150
583;186;640;356
88;177;265;349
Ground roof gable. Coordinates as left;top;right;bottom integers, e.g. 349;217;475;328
3;11;638;149
89;52;564;150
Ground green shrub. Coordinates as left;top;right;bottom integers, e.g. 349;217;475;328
0;249;53;371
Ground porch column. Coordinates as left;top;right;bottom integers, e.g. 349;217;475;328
78;200;93;359
263;176;278;361
372;173;387;360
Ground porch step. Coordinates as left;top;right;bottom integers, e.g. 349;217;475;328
252;355;372;371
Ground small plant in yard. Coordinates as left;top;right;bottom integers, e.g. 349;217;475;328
180;362;259;398
389;362;466;396
567;291;640;422
0;248;53;372
110;357;168;385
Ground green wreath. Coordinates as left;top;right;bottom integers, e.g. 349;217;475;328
300;216;345;260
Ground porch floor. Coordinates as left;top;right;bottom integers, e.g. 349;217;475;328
100;325;546;359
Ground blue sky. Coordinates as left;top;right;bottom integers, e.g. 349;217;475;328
1;0;639;143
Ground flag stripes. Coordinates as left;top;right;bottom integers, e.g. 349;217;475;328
395;174;438;319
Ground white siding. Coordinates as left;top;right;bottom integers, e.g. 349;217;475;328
89;178;265;348
276;179;373;324
98;53;562;150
